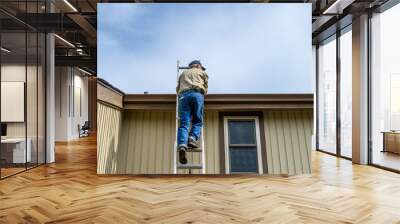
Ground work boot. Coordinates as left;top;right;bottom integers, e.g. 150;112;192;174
188;136;200;149
178;144;187;164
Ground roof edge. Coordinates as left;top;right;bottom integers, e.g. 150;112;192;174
97;78;125;96
124;93;314;103
123;93;314;110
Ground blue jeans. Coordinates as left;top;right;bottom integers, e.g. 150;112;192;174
177;90;204;147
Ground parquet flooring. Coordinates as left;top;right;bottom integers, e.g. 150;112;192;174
1;167;26;178
1;135;400;223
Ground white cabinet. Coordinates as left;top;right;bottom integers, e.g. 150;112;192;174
1;138;32;163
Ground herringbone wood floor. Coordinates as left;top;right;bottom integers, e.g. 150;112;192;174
1;135;400;224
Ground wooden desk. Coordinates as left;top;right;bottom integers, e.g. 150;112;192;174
382;131;400;154
1;138;31;164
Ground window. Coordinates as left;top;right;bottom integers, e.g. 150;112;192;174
317;36;337;154
340;28;352;158
370;3;400;171
224;117;262;174
317;24;354;159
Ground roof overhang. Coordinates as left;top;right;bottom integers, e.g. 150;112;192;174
123;93;314;111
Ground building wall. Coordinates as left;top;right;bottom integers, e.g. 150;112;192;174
54;67;68;141
1;64;46;164
107;110;220;174
1;65;38;138
88;77;97;132
55;67;89;141
97;83;123;108
97;102;123;174
97;108;313;175
264;110;313;175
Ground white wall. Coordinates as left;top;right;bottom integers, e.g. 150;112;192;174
73;73;88;137
1;65;26;128
55;67;89;141
1;63;47;164
1;82;25;122
55;67;69;141
1;65;34;137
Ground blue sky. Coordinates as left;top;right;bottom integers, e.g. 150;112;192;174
98;3;312;94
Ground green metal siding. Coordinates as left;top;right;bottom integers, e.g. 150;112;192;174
263;110;313;174
97;103;123;174
97;109;313;175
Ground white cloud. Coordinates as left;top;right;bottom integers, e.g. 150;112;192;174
98;3;312;94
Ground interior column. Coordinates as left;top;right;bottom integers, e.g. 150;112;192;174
352;14;369;164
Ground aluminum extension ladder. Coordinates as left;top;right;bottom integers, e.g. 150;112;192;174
173;60;206;174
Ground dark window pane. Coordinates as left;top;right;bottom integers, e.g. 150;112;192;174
229;147;258;173
228;120;256;144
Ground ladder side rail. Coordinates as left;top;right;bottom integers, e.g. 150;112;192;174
201;124;206;174
173;60;180;174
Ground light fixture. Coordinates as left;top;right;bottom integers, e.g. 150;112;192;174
322;0;355;15
76;48;86;56
78;67;93;76
1;47;11;53
63;0;78;12
54;34;75;48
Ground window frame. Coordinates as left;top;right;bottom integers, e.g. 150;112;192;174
223;116;263;174
315;24;353;161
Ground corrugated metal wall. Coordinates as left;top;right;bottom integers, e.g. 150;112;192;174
97;103;123;174
111;111;220;174
121;111;175;174
97;109;313;175
263;110;313;175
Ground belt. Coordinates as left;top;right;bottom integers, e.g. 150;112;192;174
179;88;204;95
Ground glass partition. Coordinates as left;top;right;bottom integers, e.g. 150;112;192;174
317;36;337;154
0;1;46;179
1;31;28;177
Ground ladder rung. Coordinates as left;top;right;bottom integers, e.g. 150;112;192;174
177;164;203;169
186;148;202;152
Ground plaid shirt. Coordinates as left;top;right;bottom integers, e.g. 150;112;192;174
176;68;208;94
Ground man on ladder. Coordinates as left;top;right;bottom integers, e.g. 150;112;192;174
176;60;208;164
